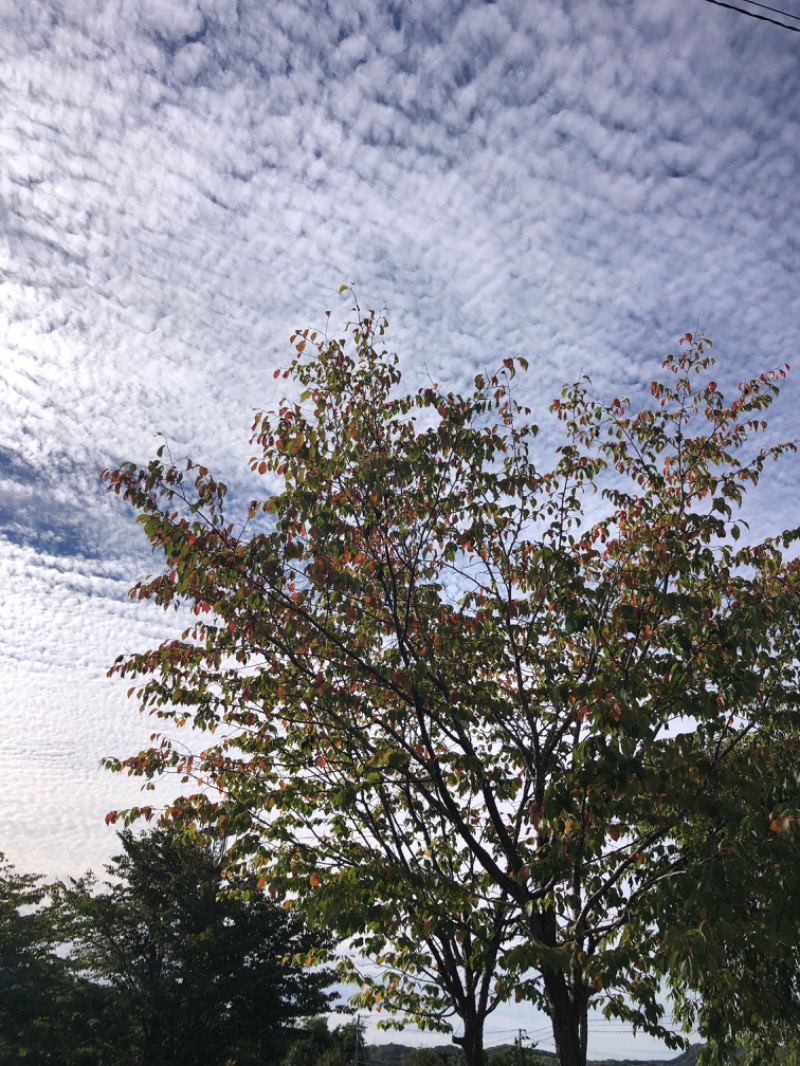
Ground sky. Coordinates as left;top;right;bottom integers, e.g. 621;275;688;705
2;0;799;1056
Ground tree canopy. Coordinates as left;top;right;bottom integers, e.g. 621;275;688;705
103;303;800;1066
1;852;121;1065
1;853;67;1063
280;1016;367;1066
55;827;339;1065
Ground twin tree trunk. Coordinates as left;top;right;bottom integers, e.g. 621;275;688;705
454;1021;486;1066
455;971;587;1066
544;969;589;1066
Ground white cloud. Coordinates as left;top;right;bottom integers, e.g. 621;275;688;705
0;0;798;1051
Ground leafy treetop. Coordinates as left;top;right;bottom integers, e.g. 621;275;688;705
103;303;800;1066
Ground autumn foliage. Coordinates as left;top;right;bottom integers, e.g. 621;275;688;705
103;305;800;1066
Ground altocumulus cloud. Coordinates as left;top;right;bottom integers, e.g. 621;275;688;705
1;0;799;1048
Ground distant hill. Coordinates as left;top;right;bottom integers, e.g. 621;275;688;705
364;1040;706;1066
658;1047;704;1066
365;1043;423;1066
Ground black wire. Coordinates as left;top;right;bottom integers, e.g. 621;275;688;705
745;0;800;22
702;0;800;31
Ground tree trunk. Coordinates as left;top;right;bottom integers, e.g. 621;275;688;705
453;1010;486;1066
543;969;589;1066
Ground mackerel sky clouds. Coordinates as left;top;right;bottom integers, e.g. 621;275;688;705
2;0;799;1054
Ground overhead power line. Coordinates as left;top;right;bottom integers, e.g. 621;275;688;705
702;0;800;31
744;0;800;20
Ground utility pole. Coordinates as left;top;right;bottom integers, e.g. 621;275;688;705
515;1028;529;1065
354;1013;363;1065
